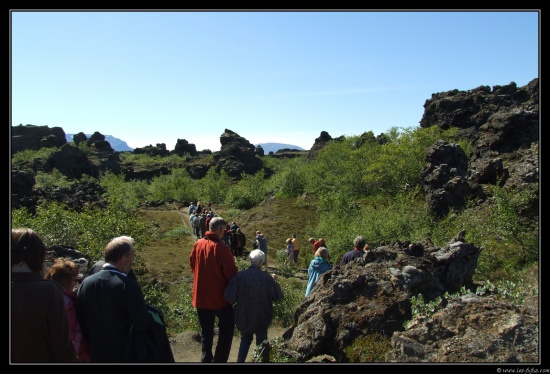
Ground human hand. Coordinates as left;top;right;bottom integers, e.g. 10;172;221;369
271;273;278;281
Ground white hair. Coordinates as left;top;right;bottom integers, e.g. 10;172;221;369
249;249;265;266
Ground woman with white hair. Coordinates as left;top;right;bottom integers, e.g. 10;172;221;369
224;249;283;362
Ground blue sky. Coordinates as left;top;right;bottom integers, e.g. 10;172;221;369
10;10;539;152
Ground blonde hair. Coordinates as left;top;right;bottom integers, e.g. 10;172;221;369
286;238;292;245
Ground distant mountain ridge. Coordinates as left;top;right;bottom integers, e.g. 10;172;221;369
255;143;305;153
65;134;133;152
65;134;304;153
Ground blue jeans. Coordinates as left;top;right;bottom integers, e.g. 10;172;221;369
197;305;235;363
237;330;268;363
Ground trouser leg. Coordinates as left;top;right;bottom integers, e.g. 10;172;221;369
212;304;235;363
237;331;253;363
197;308;215;363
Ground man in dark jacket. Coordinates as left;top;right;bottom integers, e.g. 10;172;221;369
340;236;367;266
76;236;153;362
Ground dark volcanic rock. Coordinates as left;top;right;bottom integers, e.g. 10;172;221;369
214;129;263;179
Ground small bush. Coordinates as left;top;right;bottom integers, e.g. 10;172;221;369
345;332;392;362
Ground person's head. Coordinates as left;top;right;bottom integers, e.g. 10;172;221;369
353;236;366;249
286;238;292;245
249;249;265;267
315;247;330;259
309;237;316;244
292;233;297;239
256;230;262;235
44;258;79;292
104;236;135;274
318;237;325;244
209;216;228;235
11;228;47;273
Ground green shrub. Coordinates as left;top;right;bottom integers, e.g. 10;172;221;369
252;336;297;363
165;281;200;333
35;169;73;189
344;332;392;362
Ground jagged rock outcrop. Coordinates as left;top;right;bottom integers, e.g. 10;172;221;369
306;131;333;160
255;145;265;157
133;143;171;157
11;124;67;154
280;233;537;363
385;294;539;363
173;139;198;157
214;129;263;179
419;78;539;217
421;140;470;218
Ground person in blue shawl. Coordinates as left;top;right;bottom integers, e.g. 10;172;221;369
305;247;332;297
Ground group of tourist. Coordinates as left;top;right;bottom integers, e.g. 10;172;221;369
189;201;216;239
11;200;371;363
11;228;174;363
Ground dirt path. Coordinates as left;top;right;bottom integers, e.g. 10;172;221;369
169;325;288;363
138;203;312;363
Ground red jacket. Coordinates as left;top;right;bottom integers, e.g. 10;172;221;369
190;231;238;310
313;240;324;253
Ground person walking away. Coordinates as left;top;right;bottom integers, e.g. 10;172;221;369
190;211;200;238
291;233;300;265
230;227;239;256
196;200;203;215
188;202;196;215
285;237;295;263
224;249;283;362
255;231;269;267
305;247;332;297
340;236;367;266
11;228;78;363
308;238;316;254
236;228;246;257
76;236;153;362
205;212;213;237
190;217;238;363
45;258;90;362
199;212;207;238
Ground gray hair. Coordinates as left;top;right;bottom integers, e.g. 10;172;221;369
353;235;366;249
315;246;329;259
209;216;227;231
104;236;134;263
249;249;265;266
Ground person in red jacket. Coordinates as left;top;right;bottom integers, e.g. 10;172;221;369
313;238;325;253
189;217;238;363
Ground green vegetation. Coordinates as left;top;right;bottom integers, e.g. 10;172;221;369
11;125;538;354
404;280;539;330
344;332;392;362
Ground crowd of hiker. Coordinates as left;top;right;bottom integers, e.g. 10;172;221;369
11;201;372;363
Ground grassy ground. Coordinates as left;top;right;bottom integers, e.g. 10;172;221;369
135;195;320;303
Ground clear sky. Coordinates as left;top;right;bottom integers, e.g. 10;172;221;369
10;10;539;152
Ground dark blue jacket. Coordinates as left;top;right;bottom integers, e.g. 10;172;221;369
76;265;152;362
